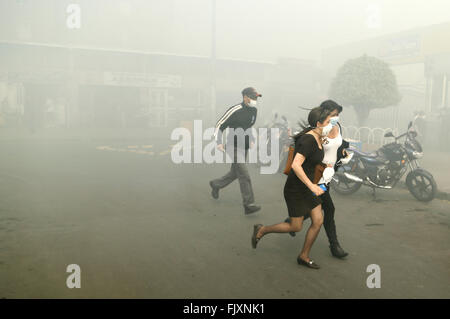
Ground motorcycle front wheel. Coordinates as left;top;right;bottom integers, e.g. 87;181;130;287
405;169;437;202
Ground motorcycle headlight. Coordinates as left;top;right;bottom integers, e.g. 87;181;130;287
413;151;423;159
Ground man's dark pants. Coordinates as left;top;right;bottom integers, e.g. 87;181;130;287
210;147;254;206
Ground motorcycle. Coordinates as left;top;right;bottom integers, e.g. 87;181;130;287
331;121;437;202
257;113;292;173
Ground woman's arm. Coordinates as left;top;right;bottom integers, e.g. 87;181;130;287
291;153;324;195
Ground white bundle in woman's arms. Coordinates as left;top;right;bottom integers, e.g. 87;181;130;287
319;167;335;184
339;151;354;165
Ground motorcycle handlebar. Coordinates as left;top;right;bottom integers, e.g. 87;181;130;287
395;129;417;141
395;132;408;140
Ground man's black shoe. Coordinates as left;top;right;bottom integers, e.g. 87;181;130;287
209;181;219;199
330;242;348;258
244;204;261;215
284;217;296;237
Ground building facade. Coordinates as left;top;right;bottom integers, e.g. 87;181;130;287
322;22;450;138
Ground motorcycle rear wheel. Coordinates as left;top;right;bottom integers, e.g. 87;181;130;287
331;165;362;195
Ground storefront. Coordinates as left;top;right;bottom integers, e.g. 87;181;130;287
0;41;322;132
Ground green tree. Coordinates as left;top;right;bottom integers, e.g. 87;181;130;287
328;55;401;126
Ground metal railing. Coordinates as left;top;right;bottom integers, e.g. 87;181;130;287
341;125;399;147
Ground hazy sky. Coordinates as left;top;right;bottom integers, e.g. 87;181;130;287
3;0;450;64
212;0;450;62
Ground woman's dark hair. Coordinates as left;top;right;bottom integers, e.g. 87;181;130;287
294;106;332;141
319;100;343;114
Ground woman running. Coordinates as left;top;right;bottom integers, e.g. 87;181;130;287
286;100;350;258
251;106;333;269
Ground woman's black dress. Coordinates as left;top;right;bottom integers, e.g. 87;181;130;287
284;133;324;218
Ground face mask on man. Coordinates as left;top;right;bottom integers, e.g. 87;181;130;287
330;116;339;127
248;99;257;107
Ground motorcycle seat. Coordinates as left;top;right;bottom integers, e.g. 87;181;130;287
360;156;386;165
351;148;378;158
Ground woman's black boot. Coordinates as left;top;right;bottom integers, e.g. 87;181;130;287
330;242;348;258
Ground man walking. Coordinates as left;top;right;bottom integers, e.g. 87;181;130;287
209;87;262;215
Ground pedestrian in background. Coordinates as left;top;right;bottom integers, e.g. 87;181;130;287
209;87;262;215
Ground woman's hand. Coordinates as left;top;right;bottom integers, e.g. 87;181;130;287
310;184;325;196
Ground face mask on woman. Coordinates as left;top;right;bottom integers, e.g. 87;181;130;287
319;122;333;137
330;116;339;127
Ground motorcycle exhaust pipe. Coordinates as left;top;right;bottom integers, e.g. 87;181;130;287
343;173;363;183
365;178;392;189
342;173;393;189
